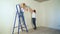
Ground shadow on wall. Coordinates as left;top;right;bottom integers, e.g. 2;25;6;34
34;0;49;2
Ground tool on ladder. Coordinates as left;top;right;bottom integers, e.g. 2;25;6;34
12;4;28;34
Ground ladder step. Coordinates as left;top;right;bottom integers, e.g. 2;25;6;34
14;26;25;28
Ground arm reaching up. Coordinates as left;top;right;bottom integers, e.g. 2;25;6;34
20;3;33;12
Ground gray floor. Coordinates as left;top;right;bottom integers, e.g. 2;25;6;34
15;27;60;34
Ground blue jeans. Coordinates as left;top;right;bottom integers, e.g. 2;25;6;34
32;18;36;29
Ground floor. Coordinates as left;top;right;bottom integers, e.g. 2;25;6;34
15;27;60;34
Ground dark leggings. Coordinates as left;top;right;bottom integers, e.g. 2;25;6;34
32;18;36;29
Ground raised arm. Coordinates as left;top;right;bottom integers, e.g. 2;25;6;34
20;3;33;13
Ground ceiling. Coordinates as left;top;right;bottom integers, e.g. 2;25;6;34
34;0;48;2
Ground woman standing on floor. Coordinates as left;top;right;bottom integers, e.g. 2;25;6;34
32;10;37;30
24;5;37;30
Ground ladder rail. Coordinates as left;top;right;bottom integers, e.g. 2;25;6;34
12;11;18;34
12;4;19;34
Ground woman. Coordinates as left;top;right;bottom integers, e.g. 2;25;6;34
32;10;36;30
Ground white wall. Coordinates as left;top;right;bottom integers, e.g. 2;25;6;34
49;0;60;29
39;0;60;30
0;0;17;34
0;0;60;34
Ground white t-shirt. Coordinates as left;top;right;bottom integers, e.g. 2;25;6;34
21;8;24;12
32;12;36;18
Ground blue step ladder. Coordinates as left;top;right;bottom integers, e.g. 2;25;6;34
12;4;28;34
